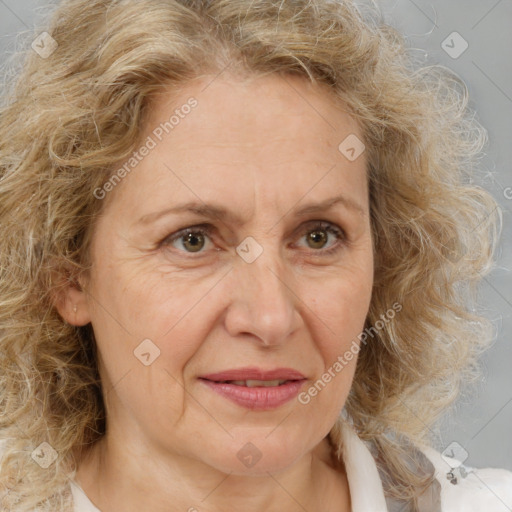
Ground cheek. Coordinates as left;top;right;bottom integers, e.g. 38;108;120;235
297;267;372;414
307;268;373;355
92;254;196;331
88;268;215;422
298;277;369;418
86;259;210;385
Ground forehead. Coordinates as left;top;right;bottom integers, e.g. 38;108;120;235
145;72;361;145
102;73;368;220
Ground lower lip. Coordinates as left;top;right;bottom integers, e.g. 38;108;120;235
199;379;305;410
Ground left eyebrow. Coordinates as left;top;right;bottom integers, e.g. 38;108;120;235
294;194;366;217
136;193;366;227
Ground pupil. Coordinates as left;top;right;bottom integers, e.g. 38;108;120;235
309;230;327;249
184;232;204;252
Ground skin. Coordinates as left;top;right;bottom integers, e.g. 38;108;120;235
56;73;374;512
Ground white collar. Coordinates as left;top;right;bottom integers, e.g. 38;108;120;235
70;479;101;512
340;420;389;511
70;421;388;512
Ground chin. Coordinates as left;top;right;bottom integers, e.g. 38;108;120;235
201;435;308;477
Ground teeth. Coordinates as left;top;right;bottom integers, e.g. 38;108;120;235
229;379;287;387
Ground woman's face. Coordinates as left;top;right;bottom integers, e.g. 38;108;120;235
65;73;373;475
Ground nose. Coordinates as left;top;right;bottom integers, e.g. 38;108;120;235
223;244;302;347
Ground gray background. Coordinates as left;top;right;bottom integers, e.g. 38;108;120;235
0;0;510;471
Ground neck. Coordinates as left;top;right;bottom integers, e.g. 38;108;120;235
74;430;351;512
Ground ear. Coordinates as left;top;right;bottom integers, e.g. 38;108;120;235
51;266;92;327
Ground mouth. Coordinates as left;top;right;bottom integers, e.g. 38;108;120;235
201;379;296;387
198;368;307;410
199;367;306;383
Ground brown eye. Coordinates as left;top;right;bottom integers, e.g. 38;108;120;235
306;229;329;249
162;225;214;254
181;231;206;252
298;221;345;255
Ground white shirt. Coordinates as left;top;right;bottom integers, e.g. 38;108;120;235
68;421;512;511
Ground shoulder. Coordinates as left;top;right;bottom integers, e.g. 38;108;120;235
336;420;512;512
422;445;512;512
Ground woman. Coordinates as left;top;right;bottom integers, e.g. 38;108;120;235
0;0;511;510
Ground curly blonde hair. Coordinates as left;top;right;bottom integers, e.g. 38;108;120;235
0;0;501;510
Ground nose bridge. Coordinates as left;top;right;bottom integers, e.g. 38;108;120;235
227;236;299;345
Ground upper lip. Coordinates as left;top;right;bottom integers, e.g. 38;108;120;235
200;367;306;382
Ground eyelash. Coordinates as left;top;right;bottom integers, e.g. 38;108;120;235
159;221;347;257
